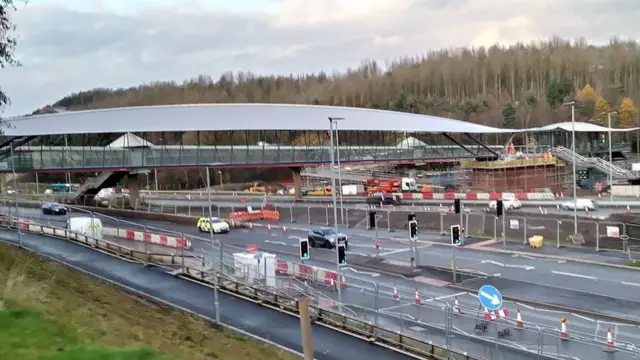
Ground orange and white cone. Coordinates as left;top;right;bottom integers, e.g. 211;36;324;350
392;286;400;301
560;317;568;340
282;225;287;234
267;224;272;232
604;327;615;352
516;309;524;328
329;277;335;290
453;296;464;314
414;288;421;305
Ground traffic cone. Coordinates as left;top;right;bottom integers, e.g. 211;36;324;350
453;296;464;314
516;309;524;328
282;225;287;234
267;224;272;232
249;222;253;230
329;277;335;290
560;317;568;340
483;307;496;321
392;286;400;301
604;327;615;352
414;288;421;305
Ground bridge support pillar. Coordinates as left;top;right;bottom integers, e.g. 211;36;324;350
291;167;302;201
128;174;140;209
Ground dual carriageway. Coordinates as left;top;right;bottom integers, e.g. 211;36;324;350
5;193;640;360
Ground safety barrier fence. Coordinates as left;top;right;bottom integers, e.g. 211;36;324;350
179;244;640;360
3;208;640;359
118;198;638;255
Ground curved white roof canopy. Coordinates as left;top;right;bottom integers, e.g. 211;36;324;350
3;103;518;136
527;122;640;133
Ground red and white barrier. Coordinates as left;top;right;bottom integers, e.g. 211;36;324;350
103;227;191;249
274;259;346;290
400;192;556;201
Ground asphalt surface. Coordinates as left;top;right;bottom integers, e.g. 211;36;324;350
9;206;640;359
0;229;420;360
1;213;574;360
129;201;636;251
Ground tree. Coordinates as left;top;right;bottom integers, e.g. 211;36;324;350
501;103;516;128
1;0;24;110
575;84;597;120
593;96;610;125
618;97;639;128
546;77;573;109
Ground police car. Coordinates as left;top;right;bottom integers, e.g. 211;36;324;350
196;217;230;233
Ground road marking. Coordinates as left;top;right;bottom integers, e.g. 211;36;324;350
378;248;410;256
492;273;502;277
347;267;380;277
557;260;567;264
551;270;597;280
425;292;466;302
481;260;534;270
408;326;426;332
621;281;640;287
515;302;535;310
573;313;595;322
264;240;288;246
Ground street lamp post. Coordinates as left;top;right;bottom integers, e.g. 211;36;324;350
205;167;221;324
606;112;617;202
10;140;21;247
564;101;578;234
334;122;345;225
328;116;344;305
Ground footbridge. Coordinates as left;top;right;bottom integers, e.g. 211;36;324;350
0;103;515;203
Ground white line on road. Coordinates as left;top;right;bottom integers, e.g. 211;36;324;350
515;302;536;310
551;270;597;280
264;239;288;246
621;281;640;287
481;260;534;270
348;267;380;277
573;313;595;322
425;292;467;302
378;248;410;256
492;273;502;277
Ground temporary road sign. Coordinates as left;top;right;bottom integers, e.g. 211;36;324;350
478;285;502;311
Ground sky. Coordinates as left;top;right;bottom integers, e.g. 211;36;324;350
2;0;639;116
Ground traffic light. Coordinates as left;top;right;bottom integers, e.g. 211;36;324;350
496;199;503;217
337;244;347;265
454;199;461;214
451;225;462;246
368;211;376;229
299;238;309;260
409;220;418;240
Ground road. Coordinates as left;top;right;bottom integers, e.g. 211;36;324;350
0;230;417;360
10;206;640;359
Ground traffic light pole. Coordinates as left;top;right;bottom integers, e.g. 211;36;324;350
452;242;457;285
502;212;506;250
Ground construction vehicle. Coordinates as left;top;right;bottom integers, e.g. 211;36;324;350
307;186;332;196
365;177;418;194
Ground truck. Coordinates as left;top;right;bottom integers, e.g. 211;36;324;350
341;184;365;195
65;217;103;240
366;177;418;194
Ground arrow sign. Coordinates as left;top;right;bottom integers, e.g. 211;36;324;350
478;285;502;311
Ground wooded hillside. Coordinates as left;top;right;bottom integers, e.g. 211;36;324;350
37;37;640;132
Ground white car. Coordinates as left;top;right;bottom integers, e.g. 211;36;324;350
561;199;597;211
197;217;230;233
488;197;522;210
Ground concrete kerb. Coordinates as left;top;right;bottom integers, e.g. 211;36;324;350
12;199;640;272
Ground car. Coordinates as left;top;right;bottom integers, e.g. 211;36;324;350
41;203;68;215
561;199;597;211
308;227;348;249
366;194;401;206
197;217;230;233
488;197;522;210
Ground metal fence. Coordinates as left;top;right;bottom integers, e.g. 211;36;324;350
5;203;640;360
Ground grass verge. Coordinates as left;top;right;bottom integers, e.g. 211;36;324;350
0;242;298;360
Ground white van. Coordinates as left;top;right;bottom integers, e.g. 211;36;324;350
65;217;103;240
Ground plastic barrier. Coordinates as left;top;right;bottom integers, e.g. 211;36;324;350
275;258;346;289
228;209;281;222
102;227;191;249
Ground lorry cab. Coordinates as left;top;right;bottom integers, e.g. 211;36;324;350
401;177;418;192
65;217;103;240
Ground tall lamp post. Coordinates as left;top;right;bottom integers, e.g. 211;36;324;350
334;122;345;224
564;101;578;234
605;111;617;202
328;116;344;305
